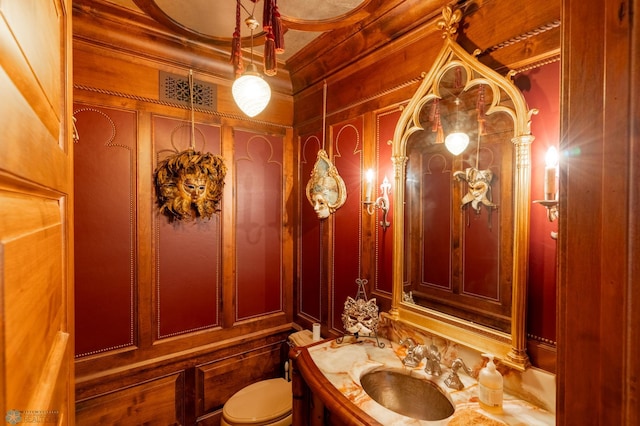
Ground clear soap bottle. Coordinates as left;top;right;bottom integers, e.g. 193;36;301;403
478;354;503;413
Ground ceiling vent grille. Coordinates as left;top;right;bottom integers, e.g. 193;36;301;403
159;71;216;111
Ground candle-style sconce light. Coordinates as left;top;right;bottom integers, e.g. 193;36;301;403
534;146;559;239
364;169;391;230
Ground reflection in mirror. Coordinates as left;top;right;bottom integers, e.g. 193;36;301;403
391;6;536;370
404;69;515;334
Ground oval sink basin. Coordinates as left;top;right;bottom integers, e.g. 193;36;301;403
360;369;455;421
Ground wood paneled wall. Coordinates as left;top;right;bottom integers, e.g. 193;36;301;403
71;0;562;422
72;3;295;424
292;0;561;372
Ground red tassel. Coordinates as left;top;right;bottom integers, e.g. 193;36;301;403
476;85;486;135
454;66;462;89
230;30;244;77
430;99;440;132
229;0;243;77
263;0;274;30
436;124;444;144
264;34;277;76
273;6;285;53
429;99;444;144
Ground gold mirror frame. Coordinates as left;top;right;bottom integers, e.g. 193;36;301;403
389;6;536;370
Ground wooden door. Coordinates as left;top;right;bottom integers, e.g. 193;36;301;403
0;1;74;424
558;0;639;423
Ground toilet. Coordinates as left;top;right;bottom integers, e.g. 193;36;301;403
221;330;313;426
221;377;292;426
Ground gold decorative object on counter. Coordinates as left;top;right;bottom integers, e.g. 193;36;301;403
338;278;384;348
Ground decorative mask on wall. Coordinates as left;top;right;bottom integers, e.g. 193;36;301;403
454;167;497;214
305;149;347;219
154;149;227;221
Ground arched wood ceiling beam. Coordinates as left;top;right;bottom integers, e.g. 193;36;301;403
132;0;376;47
132;0;265;46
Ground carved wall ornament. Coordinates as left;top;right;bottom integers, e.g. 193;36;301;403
305;149;347;219
154;149;227;222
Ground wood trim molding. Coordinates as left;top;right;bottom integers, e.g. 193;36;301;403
290;345;383;426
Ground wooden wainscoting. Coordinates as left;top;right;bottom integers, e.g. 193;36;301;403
76;373;185;425
75;328;294;425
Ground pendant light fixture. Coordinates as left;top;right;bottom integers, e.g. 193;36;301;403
444;97;470;155
231;8;271;117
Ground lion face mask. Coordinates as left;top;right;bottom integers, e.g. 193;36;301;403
154;149;227;222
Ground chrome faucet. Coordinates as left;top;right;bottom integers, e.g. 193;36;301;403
423;344;442;376
399;338;442;376
444;357;472;390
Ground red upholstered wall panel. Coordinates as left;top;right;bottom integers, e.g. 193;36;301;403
522;62;560;344
154;116;221;338
421;153;453;289
375;110;399;295
330;118;364;333
234;130;284;320
460;146;501;300
298;134;323;322
73;105;137;356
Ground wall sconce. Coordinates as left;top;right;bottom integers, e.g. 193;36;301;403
364;169;391;229
534;146;559;239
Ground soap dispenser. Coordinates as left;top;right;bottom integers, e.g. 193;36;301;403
478;354;503;413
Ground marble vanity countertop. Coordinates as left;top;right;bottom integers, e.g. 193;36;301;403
306;336;555;426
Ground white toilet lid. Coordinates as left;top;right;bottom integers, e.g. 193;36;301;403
223;378;292;424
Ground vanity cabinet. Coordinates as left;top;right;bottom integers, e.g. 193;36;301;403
289;345;382;426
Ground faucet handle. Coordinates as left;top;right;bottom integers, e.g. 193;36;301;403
451;357;472;375
399;337;416;349
399;338;420;367
444;357;472;390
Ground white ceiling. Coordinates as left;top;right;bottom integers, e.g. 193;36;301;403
104;0;366;61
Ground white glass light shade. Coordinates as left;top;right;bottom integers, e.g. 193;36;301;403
232;68;271;117
444;131;470;155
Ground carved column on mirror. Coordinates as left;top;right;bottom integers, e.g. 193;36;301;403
507;133;535;368
389;153;408;319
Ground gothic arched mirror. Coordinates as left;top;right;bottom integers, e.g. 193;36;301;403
390;6;537;370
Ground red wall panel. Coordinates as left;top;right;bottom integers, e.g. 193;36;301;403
460;146;501;300
375;110;399;295
330;119;364;333
421;153;453;289
234;130;284;320
154;116;221;338
298;134;323;322
522;62;560;343
74;105;137;356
